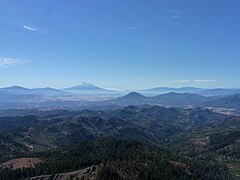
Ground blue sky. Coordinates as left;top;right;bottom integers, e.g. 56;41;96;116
0;0;240;90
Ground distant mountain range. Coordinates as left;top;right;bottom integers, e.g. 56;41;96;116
141;87;240;96
1;83;240;96
0;83;122;95
0;86;65;95
200;88;240;96
1;83;240;113
141;87;205;94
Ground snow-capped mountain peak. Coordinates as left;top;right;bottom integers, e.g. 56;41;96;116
79;82;96;88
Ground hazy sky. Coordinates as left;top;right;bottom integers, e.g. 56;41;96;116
0;0;240;90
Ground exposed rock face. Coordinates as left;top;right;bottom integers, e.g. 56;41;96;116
29;165;100;180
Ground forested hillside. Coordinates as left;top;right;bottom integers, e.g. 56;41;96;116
0;138;235;180
0;106;239;179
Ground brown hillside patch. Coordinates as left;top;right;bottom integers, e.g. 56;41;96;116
0;158;41;169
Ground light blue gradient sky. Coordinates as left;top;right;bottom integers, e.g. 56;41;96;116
0;0;240;90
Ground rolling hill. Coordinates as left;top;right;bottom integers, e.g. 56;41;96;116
205;94;240;113
104;92;214;107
